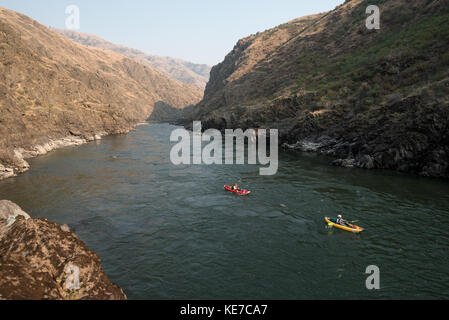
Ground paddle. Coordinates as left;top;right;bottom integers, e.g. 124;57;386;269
341;219;359;225
327;218;359;227
327;217;364;232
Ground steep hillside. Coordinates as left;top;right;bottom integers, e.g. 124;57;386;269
190;0;449;178
57;29;211;91
0;7;202;178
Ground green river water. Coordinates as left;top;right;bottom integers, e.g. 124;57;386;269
1;123;448;299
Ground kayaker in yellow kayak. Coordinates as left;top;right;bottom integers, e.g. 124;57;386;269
325;216;364;233
336;215;351;227
336;215;345;225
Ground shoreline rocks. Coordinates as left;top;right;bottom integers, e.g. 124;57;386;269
0;131;112;182
15;136;89;160
0;164;15;181
282;141;323;152
286;137;448;178
0;122;150;182
0;200;127;300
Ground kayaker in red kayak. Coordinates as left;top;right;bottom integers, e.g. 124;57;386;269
224;184;251;195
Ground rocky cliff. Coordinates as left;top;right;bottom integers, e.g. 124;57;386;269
189;0;449;178
0;7;202;180
57;29;211;91
0;200;126;300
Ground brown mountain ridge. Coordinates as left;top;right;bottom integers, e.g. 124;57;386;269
0;6;202;178
189;0;449;178
56;29;211;91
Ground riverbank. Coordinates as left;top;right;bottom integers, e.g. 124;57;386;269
0;135;92;181
0;122;151;182
0;200;127;300
188;92;449;179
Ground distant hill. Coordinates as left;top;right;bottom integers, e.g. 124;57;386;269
57;29;211;91
189;0;449;178
0;6;202;174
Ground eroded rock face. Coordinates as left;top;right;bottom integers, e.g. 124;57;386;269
0;202;126;300
0;165;15;181
0;200;30;235
188;0;449;179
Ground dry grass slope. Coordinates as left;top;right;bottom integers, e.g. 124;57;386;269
0;6;202;170
57;29;211;91
191;0;449;178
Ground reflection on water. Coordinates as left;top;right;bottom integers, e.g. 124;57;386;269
1;123;449;299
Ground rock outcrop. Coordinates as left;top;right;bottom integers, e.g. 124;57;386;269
0;200;126;300
0;164;15;181
0;200;30;236
281;96;449;177
188;0;449;178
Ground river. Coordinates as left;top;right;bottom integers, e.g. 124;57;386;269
1;123;449;299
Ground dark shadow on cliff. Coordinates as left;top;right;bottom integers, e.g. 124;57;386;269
148;101;196;124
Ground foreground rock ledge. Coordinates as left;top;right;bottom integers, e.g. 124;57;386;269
0;200;126;300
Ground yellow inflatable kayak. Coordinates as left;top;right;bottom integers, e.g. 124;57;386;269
325;217;364;233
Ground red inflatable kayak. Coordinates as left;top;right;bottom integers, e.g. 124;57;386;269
224;185;251;195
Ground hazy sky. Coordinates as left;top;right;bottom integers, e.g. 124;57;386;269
0;0;343;65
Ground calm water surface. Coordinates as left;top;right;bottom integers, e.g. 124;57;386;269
1;123;449;299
